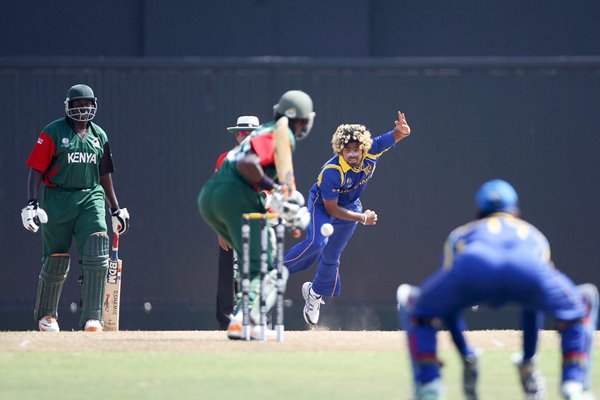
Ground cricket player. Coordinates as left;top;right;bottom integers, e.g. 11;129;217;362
22;84;130;332
397;179;598;400
214;115;260;330
198;90;315;340
284;111;411;326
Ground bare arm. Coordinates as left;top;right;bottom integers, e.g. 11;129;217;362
100;173;120;210
236;152;275;190
392;111;412;143
323;198;377;225
27;169;44;200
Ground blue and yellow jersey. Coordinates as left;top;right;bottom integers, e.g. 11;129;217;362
310;131;396;208
441;212;551;269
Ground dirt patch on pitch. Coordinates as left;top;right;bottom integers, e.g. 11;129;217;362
0;330;566;353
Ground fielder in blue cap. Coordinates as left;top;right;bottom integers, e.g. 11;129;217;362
397;179;598;400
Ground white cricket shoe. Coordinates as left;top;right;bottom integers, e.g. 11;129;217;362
84;319;103;332
561;381;584;400
39;316;60;332
414;379;445;400
511;353;547;400
302;282;324;326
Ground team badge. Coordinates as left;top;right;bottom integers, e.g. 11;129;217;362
37;137;44;145
363;164;372;175
61;137;72;148
92;138;101;148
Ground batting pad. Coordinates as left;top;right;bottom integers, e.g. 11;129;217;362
34;254;70;321
80;233;109;327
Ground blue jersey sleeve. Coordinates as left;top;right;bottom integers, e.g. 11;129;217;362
368;131;395;157
318;165;344;201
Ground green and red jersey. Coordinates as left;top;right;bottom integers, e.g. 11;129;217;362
217;121;296;188
26;117;114;189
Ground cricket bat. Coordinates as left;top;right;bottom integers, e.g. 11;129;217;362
273;116;296;198
103;233;122;331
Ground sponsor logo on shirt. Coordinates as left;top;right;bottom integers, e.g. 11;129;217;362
67;152;97;164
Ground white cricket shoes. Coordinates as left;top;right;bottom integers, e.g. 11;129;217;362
302;282;324;326
39;316;60;332
226;312;277;341
84;319;103;332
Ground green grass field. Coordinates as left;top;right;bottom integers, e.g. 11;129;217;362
0;330;597;400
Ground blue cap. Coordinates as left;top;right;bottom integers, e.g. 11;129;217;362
475;179;519;214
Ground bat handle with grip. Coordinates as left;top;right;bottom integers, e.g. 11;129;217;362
112;233;119;261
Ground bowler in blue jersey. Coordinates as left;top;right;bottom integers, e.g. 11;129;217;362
284;111;412;326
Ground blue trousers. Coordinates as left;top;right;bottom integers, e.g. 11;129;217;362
284;195;358;297
409;243;587;385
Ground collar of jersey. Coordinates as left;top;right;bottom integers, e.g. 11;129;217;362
338;153;365;173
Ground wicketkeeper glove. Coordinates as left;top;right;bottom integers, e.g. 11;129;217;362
111;207;130;235
21;199;48;233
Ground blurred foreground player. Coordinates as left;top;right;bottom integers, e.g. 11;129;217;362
397;179;598;400
198;90;315;339
22;84;130;332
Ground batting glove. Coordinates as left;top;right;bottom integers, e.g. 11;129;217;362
111;207;130;235
21;199;48;233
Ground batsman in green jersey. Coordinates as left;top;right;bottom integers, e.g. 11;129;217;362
22;84;130;332
198;90;315;340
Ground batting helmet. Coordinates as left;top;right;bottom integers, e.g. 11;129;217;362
65;84;97;122
273;90;315;141
475;179;519;214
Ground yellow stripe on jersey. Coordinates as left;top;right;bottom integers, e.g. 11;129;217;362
317;164;344;188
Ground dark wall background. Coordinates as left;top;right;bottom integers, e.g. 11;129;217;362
1;1;598;331
2;1;600;57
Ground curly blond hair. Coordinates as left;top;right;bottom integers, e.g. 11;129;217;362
331;124;373;154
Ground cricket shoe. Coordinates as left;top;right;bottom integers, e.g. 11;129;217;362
302;282;324;326
227;313;244;340
249;325;277;341
512;353;547;399
463;353;479;400
561;381;584;400
414;379;445;400
226;313;277;341
84;319;103;332
39;316;60;332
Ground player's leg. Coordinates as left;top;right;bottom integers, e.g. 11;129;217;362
284;203;328;274
216;246;235;330
577;284;599;393
537;270;588;398
35;203;74;332
511;309;547;399
443;313;479;400
74;189;109;331
302;218;357;325
398;269;464;399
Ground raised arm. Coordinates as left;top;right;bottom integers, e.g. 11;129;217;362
392;111;411;143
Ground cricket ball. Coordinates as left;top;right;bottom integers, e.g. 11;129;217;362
320;223;334;237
